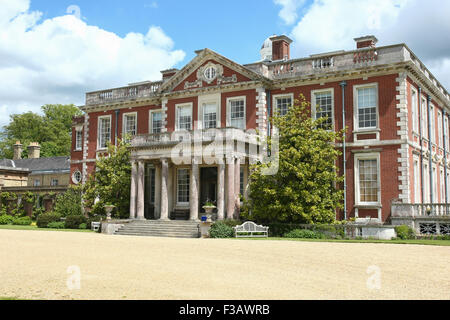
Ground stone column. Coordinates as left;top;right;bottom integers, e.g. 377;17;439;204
154;163;161;219
226;157;235;220
160;158;169;220
234;157;241;219
129;161;137;219
136;161;145;220
190;159;200;221
217;162;225;220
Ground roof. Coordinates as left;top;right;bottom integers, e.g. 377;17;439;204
0;157;70;174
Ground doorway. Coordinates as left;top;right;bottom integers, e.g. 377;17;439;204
200;167;217;212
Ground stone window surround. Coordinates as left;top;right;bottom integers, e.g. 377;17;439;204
226;95;247;129
353;83;379;137
97;114;112;151
175;103;193;131
72;170;82;185
411;86;419;134
176;167;190;206
272;93;294;116
311;88;335;131
149;109;163;134
354;152;381;207
122;111;138;138
197;93;221;130
75;126;83;151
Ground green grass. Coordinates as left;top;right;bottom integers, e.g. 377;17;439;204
235;237;450;246
0;225;93;233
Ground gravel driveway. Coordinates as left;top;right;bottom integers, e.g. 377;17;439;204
0;229;449;300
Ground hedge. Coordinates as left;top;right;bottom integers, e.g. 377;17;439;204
37;212;62;228
209;221;234;238
0;215;15;225
64;215;87;229
13;216;32;226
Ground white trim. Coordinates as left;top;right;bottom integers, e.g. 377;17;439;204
311;88;335;131
176;168;190;205
272;93;294;116
354;152;381;206
197;93;221;130
97;115;112;151
149;109;163;134
353;83;379;132
411;87;419;134
413;155;420;204
122;111;137;139
226;95;247;129
175;103;193;131
75;130;83;151
72;170;82;184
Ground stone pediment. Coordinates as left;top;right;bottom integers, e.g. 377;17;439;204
159;49;268;93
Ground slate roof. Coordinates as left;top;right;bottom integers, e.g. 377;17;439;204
0;157;70;173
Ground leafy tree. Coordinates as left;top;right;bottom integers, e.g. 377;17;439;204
243;94;344;224
0;104;82;158
53;185;83;217
83;139;131;219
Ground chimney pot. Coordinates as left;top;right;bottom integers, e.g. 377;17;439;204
27;142;41;159
354;35;378;49
270;35;293;61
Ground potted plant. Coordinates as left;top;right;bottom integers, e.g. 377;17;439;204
104;204;116;220
202;199;216;222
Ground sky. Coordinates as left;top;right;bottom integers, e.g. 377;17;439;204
0;0;449;128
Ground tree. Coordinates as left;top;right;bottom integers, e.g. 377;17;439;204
53;185;83;217
0;104;82;159
243;94;344;224
83;139;131;218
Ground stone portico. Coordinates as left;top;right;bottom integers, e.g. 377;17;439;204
128;128;258;221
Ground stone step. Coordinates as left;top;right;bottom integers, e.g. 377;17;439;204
115;232;199;238
114;220;201;238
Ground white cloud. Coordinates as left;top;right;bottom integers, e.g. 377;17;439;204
0;0;185;127
287;0;450;91
274;0;306;25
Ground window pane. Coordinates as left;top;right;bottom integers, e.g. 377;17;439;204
359;159;378;202
152;112;163;134
203;103;217;129
230;99;245;129
99;118;111;148
177;169;190;203
314;92;333;129
276;97;292;116
178;107;191;130
357;87;377;128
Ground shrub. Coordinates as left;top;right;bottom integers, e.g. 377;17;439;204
395;225;416;240
283;229;326;239
436;235;450;240
53;186;83;217
13;216;32;226
48;222;65;229
64;215;87;229
0;215;14;225
222;219;243;227
36;212;61;228
79;223;87;230
209;221;234;238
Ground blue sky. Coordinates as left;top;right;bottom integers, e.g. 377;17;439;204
29;0;311;65
0;0;449;128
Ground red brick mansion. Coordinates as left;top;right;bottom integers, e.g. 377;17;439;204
70;35;450;233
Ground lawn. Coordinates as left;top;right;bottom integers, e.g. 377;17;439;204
0;225;93;233
237;237;450;246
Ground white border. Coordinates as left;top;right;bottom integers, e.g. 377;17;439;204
411;87;418;134
149;109;163;134
122;112;138;138
226;95;247;129
176;168;190;206
311;88;335;131
175;103;193;131
198;93;221;130
97;115;112;151
353;83;379;132
272;93;294;116
354;152;381;206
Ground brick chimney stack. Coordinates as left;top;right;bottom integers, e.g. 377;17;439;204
13;141;22;160
271;35;293;61
27;142;41;159
354;35;378;49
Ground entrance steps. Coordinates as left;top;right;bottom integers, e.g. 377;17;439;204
114;220;200;238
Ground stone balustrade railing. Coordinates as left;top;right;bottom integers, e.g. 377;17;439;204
391;202;450;217
86;81;162;106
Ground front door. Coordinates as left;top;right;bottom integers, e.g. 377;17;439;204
200;167;218;212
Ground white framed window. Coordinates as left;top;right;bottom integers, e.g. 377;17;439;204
432;165;437;203
123;112;137;140
438;110;442;148
72;170;82;185
440;168;445;203
312;89;334;130
75;128;83;151
97;115;111;150
204;66;217;82
413;157;420;204
176;103;193;131
51;179;59;186
177;168;190;204
411;88;418;133
424;163;430;203
430;105;435;144
445;116;449;151
150;110;163;134
273;93;294;116
354;153;380;206
203;103;218;129
354;84;378;130
421;97;428;139
447;172;450;202
227;96;246;129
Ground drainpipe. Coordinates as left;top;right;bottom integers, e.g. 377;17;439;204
443;110;448;207
267;90;272;137
418;87;424;204
427;95;434;204
115;109;120;146
340;81;347;220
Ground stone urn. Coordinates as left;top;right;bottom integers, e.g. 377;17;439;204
202;205;216;222
104;204;116;220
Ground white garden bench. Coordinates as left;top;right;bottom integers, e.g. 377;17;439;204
233;221;269;238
